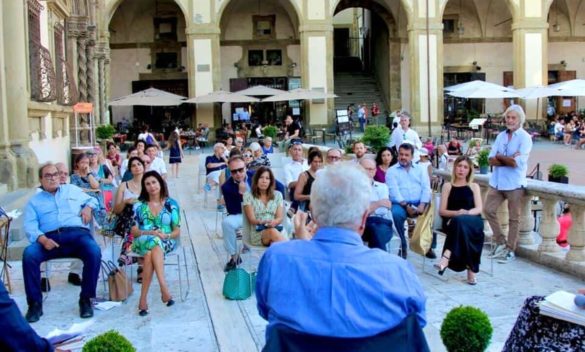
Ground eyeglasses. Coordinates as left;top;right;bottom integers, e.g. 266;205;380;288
43;172;59;180
230;167;245;174
243;153;252;158
143;160;151;164
327;156;341;160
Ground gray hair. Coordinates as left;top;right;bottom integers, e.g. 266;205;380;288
264;136;272;142
311;163;371;229
399;110;412;120
213;142;225;151
326;148;343;157
503;104;526;125
250;142;261;152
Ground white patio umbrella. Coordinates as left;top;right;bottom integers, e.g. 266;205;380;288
548;79;585;96
262;88;338;102
516;86;559;121
447;85;520;99
184;90;260;104
444;80;512;93
236;85;287;96
109;88;186;106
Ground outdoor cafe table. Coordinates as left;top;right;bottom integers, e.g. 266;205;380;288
450;123;470;139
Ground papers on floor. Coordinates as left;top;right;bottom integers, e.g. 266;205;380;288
94;300;122;311
539;290;585;327
45;320;93;345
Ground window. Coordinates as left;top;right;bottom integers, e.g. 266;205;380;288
155;52;178;69
154;17;177;41
266;50;282;66
28;0;57;102
253;15;276;40
248;50;264;67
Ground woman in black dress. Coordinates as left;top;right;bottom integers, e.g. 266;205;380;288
294;150;323;212
435;155;484;285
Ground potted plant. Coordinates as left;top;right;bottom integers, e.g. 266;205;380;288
477;149;490;174
96;124;116;140
82;330;136;352
361;125;390;153
262;125;278;139
548;163;569;184
440;306;493;352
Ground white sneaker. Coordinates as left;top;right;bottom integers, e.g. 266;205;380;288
497;250;516;264
488;244;506;258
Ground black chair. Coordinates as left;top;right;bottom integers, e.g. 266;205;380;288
263;313;430;352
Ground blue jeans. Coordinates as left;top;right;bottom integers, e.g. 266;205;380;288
22;227;101;304
391;204;437;255
363;216;393;250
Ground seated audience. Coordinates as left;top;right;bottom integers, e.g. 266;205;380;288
436;156;484;285
352;141;368;163
325;148;343;166
23;163;101;322
283;142;308;208
70;153;106;226
437;145;449;170
221;156;248;271
374;147;393;183
248;142;271;171
120;146;138;182
205;143;228;191
106;141;121;177
423;138;434;157
135;140;147;157
386;143;432;259
294;150;323;212
446;138;462;156
359;159;393;250
257;163;426;340
243;166;287;246
466;139;482;157
262;136;274;154
145;144;168;179
130;171;180;316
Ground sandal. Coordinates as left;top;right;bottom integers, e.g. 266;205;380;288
467;272;477;285
138;303;149;316
433;255;450;276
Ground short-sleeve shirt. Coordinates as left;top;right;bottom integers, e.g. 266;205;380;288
205;155;226;174
243;191;283;245
370;181;391;219
488;128;532;190
287;121;301;137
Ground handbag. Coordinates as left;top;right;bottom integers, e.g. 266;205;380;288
101;260;133;301
409;201;434;256
222;258;257;300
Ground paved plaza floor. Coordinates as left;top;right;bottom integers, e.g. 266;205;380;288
5;138;585;351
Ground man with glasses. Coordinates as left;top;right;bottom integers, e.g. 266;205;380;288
389;111;422;162
325;148;343;165
22;163;101;322
485;105;533;263
359;159;393;250
221;156;249;271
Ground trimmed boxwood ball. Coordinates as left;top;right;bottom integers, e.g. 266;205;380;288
82;330;136;352
440;306;493;352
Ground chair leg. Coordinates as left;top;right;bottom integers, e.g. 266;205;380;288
182;246;190;301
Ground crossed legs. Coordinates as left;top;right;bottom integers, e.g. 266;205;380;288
138;246;171;311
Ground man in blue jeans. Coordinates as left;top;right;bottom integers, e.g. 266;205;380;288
359;159;393;250
23;163;101;323
386;143;432;259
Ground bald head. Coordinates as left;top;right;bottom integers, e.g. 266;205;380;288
359;158;376;180
55;162;69;184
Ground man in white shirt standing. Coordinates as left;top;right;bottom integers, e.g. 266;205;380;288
389;111;422;162
485;105;532;263
359;159;393;250
145;144;167;179
284;142;308;207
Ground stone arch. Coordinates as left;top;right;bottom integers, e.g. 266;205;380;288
440;0;518;24
332;0;412;20
334;0;396;32
105;0;188;26
216;0;302;30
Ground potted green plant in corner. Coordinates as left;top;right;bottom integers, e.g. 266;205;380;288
262;125;278;139
477;149;490;174
548;163;569;184
441;306;493;352
361;125;390;153
82;330;136;352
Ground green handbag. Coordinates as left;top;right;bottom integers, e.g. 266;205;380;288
222;267;257;300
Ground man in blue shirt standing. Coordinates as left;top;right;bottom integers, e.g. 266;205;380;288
256;163;426;339
23;163;101;323
386;142;432;259
485;105;533;263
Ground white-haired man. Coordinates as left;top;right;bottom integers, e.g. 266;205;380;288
359;159;393;250
256;163;426;340
485;104;533;263
389;111;422;162
205;143;227;191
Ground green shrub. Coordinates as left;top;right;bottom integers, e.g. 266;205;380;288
361;125;390;152
477;149;490;167
82;330;136;352
548;163;568;178
96;124;116;140
262;125;279;139
440;306;492;352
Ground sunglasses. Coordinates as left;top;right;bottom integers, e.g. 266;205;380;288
230;167;245;174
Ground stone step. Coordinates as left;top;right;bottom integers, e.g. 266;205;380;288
0;188;36;260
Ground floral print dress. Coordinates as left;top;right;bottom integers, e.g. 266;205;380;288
131;198;180;256
243;191;283;246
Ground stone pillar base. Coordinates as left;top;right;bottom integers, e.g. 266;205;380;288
0;147;18;191
11;144;38;189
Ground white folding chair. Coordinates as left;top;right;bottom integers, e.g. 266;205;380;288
267;153;284;168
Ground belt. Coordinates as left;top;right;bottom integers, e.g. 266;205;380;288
45;227;90;235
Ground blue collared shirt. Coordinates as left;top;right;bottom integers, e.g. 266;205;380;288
386;162;431;204
221;177;248;215
488;128;532;190
256;227;426;338
24;184;98;243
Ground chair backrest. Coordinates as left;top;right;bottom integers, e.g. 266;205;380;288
263;313;430;352
199;154;209;175
267;153;284;168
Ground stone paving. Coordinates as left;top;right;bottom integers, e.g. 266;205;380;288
5;139;585;351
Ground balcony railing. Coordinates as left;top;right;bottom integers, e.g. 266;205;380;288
56;57;78;106
29;41;57;102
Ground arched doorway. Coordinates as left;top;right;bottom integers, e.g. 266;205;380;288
218;0;301;126
107;0;192;136
332;0;406;125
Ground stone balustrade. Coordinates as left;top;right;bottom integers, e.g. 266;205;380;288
435;170;585;280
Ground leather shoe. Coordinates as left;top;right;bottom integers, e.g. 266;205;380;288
223;257;242;272
68;273;82;286
25;302;43;323
425;249;437;259
79;298;94;319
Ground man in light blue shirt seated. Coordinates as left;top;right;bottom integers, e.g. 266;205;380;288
22;163;101;323
256;163;426;340
386;143;432;259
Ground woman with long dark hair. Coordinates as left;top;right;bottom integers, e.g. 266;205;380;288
374;147;393;183
294;150;323;212
130;171;180;316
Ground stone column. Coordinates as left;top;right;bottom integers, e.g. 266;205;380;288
407;0;443;136
86;26;97;106
95;40;109;125
67;16;88;102
2;0;37;189
537;196;560;253
518;193;535;245
299;23;334;126
511;6;548;119
566;205;585;262
186;25;221;129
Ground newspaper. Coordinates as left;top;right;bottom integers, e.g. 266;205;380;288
539;291;585;327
